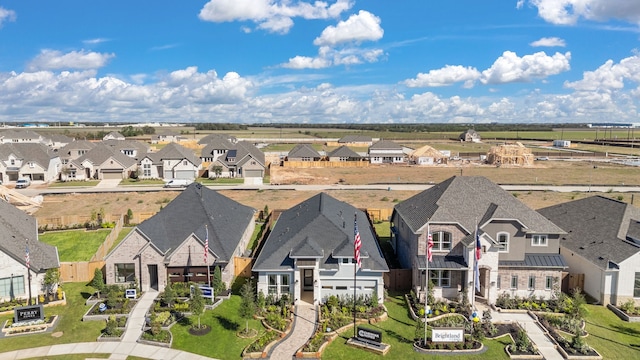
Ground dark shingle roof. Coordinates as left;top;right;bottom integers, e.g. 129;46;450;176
394;176;565;244
369;140;402;150
328;145;361;159
0;201;59;272
136;183;255;262
499;254;567;269
253;193;389;272
538;196;640;269
198;134;237;145
288;144;321;159
150;142;201;166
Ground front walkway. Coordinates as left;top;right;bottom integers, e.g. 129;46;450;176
122;289;158;342
268;301;317;359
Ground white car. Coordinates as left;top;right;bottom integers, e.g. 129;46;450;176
163;179;192;188
15;178;31;188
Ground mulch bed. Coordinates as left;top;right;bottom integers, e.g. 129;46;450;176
188;325;211;336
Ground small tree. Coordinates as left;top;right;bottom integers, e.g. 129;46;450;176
239;280;256;335
212;266;225;295
163;282;176;308
190;286;205;330
91;268;104;298
125;209;133;225
43;268;61;297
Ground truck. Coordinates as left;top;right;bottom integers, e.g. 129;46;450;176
15;178;31;189
163;179;193;188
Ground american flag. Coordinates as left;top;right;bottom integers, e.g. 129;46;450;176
354;214;362;269
25;242;30;269
427;230;434;263
204;226;209;264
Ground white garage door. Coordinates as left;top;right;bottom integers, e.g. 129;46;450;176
175;170;194;179
245;169;263;178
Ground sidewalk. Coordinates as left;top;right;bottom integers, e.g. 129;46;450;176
491;311;564;360
122;290;158;342
268;302;317;359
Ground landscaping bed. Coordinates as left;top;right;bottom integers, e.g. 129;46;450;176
607;300;640;322
0;316;59;337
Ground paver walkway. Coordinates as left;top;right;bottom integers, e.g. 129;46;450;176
122;289;158;343
491;309;564;360
268;302;317;359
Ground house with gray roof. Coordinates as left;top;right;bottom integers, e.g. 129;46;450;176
151;132;185;144
391;176;566;305
368;140;405;164
539;196;640;306
138;142;202;180
338;135;373;146
58;140;95;165
0;143;61;183
202;141;265;184
64;144;137;180
105;183;256;291
103;139;149;160
198;133;237;146
286;144;322;161
0;129;50;145
459;129;481;143
103;131;125;141
0;200;60;303
327;145;363;162
253;193;388;306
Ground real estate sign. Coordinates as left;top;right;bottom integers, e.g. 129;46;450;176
190;285;214;300
14;304;44;323
431;327;464;343
357;326;382;343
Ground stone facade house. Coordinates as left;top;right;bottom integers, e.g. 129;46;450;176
253;193;388;306
104;183;255;292
539;196;640;306
0;200;59;302
391;176;567;305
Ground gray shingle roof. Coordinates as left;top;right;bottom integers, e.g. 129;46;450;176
538;196;640;269
369;140;402;150
253;193;389;272
198;134;237;145
0;200;59;272
499;254;568;269
393;176;565;244
0;143;57;169
136;183;255;262
328;145;361;159
150;142;201;166
78;144;137;168
287;144;321;159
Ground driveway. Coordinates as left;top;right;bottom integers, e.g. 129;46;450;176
96;178;122;188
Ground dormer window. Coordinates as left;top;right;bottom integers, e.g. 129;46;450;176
531;234;548;246
497;232;509;253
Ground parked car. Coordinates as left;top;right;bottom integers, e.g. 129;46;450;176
15;178;31;188
163;179;192;188
535;156;549;161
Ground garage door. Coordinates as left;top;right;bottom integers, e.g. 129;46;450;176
175;170;194;179
101;171;123;179
244;169;263;178
164;170;173;179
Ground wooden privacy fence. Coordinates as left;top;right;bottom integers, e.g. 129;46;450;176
38;212;156;228
60;261;105;283
367;208;393;222
234;257;253;278
384;269;412;291
90;215;124;261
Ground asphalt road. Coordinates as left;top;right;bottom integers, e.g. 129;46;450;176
14;183;640;198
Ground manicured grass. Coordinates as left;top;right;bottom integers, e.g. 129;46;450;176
49;180;100;187
583;304;640;359
322;292;512;359
170;294;266;359
108;227;134;253
0;282;104;352
39;229;110;261
120;179;165;185
199;178;243;185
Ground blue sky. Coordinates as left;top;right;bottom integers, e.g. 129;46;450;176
1;0;640;124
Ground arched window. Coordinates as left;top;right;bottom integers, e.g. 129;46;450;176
497;232;509;253
432;231;452;251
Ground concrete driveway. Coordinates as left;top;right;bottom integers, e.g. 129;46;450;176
96;178;122;188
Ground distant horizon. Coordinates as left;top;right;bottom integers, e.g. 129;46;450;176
1;2;640;124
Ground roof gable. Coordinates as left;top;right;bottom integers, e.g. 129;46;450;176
288;144;321;158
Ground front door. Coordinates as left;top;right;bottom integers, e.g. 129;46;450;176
303;269;314;291
148;265;158;290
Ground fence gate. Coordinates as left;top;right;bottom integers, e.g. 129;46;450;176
384;269;412;291
563;273;585;293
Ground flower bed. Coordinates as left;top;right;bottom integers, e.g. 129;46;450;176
82;299;137;321
607;302;640;323
537;315;602;359
1;316;58;336
242;330;280;358
139;329;172;347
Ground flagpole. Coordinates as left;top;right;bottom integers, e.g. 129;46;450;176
205;225;210;288
424;224;429;346
353;213;358;339
26;239;32;306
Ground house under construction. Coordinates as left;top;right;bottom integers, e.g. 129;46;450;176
486;142;534;166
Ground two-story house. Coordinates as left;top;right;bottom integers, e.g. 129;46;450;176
391;176;567;305
139;143;201;180
0;143;61;183
201;141;265;183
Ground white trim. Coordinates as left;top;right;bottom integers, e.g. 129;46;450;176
497;232;509;253
531;234;548;247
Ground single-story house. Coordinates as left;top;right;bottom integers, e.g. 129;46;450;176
327;145;363;162
103;132;125;141
104;183;256;292
0;200;60;302
139;143;202;180
253;193;389;305
368;140;405;164
287;144;322;162
539;196;640;306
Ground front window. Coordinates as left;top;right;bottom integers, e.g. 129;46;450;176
531;234;548;246
114;263;135;283
429;270;451;287
497;233;509;253
280;274;290;294
268;274;291;297
546;276;554;290
634;273;640;298
143;163;151;176
511;275;518;289
432;231;452;251
528;275;536;290
268;274;277;295
0;276;25;297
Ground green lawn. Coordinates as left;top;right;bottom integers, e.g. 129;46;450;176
49;180;100;187
321;293;512;360
0;282;104;352
120;179;165;185
584;304;640;359
39;229;110;261
170;294;265;359
199;178;243;185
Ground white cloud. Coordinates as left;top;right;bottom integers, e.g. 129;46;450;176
281;46;384;69
0;7;16;28
83;38;109;45
282;56;331;69
480;51;571;84
527;0;640;25
404;65;481;88
27;49;115;71
530;37;566;47
313;10;383;46
198;0;353;34
564;55;640;92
